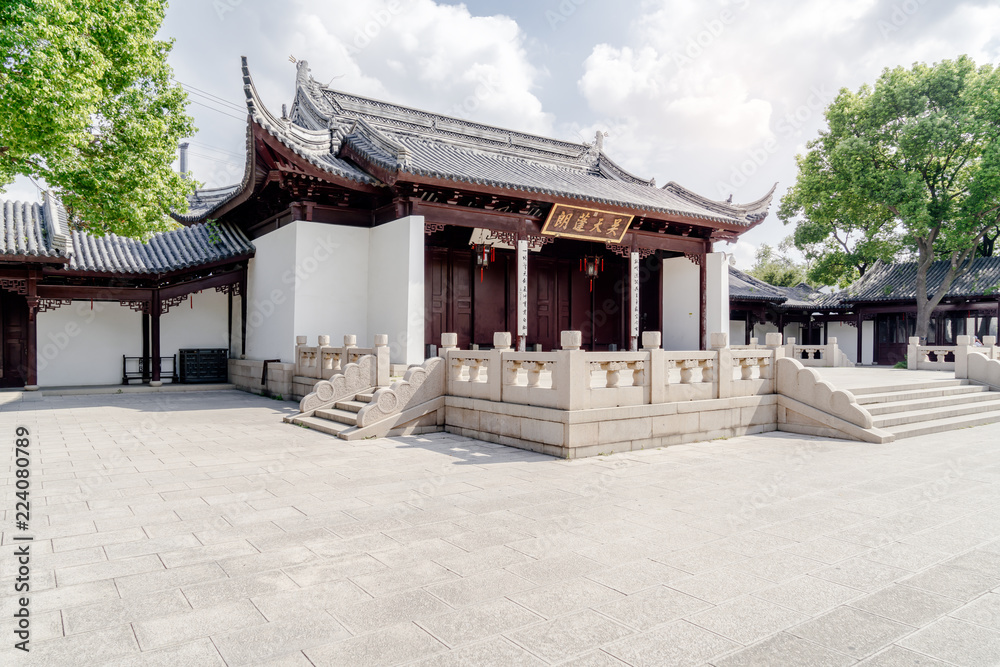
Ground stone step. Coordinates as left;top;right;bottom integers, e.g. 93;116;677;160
849;378;967;397
873;394;1000;428
291;416;352;436
885;407;1000;439
865;389;1000;415
314;407;360;426
855;383;986;405
355;391;375;403
334;400;368;413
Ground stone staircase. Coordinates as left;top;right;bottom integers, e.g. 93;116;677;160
851;378;1000;439
290;389;374;438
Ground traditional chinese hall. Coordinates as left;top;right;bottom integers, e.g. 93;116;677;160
178;57;774;367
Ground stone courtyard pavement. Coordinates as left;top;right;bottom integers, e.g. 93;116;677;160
2;390;1000;667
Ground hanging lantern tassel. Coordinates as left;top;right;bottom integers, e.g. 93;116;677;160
190;295;193;309
90;299;93;310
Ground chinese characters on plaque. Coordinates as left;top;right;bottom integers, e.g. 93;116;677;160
540;204;634;243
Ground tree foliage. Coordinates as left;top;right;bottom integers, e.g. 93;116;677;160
746;240;809;288
0;0;195;236
780;56;1000;339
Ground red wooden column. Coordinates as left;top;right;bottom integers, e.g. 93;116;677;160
856;311;863;365
151;291;162;386
24;271;38;390
141;312;150;383
240;268;248;357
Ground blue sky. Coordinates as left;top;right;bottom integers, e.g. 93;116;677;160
6;0;1000;268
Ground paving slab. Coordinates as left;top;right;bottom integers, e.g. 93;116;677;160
3;389;1000;665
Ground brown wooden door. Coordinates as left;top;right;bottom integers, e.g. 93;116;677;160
529;259;559;350
473;253;509;346
425;248;474;352
1;290;28;388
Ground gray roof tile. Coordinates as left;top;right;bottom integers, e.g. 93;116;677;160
0;194;253;274
181;57;775;226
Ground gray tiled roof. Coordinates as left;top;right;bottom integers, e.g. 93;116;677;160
1;194;253;274
835;257;1000;304
0;193;71;258
67;221;253;274
185;58;775;226
729;267;787;303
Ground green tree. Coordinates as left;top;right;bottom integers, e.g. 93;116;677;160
780;56;1000;340
0;0;195;236
778;154;902;286
747;240;809;288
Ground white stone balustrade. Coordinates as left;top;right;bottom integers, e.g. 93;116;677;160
293;334;390;386
442;330;784;410
783;336;852;367
907;336;959;371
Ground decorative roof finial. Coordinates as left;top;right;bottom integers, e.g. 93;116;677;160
726;194;733;204
595;130;607;152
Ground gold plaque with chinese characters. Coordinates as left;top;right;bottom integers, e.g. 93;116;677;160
540;204;634;243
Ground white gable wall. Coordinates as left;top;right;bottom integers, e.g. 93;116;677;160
661;256;700;350
246;222;297;362
293;221;370;357
368;215;425;366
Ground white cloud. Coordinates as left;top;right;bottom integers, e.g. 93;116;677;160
286;0;553;134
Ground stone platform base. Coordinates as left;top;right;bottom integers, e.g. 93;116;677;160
444;394;778;459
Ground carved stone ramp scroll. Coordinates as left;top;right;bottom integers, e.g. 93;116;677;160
340;357;446;440
775;357;894;444
285;355;375;421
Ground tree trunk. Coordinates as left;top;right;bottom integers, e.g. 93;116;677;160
914;239;959;342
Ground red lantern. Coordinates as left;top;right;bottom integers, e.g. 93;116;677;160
581;255;602;291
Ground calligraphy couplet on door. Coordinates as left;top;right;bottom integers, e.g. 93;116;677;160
517;240;528;338
630;251;640;339
540;204;634;244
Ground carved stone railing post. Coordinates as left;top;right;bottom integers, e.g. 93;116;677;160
907;336;920;370
643;331;665;404
374;334;390;386
558;330;587;410
710;332;730;399
294;335;308;377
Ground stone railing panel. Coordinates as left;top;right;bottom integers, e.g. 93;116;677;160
661;351;717;403
501;352;564;409
447;350;502;401
730;350;774;397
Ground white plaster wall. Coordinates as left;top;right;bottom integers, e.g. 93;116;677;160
293;221;369;356
729;320;746;345
661;256;700;350
754;322;778;341
862;320;875;365
705;252;729;343
160;288;229;358
828;322;858;363
246;223;297;362
37;302;141;387
368;215;425;365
